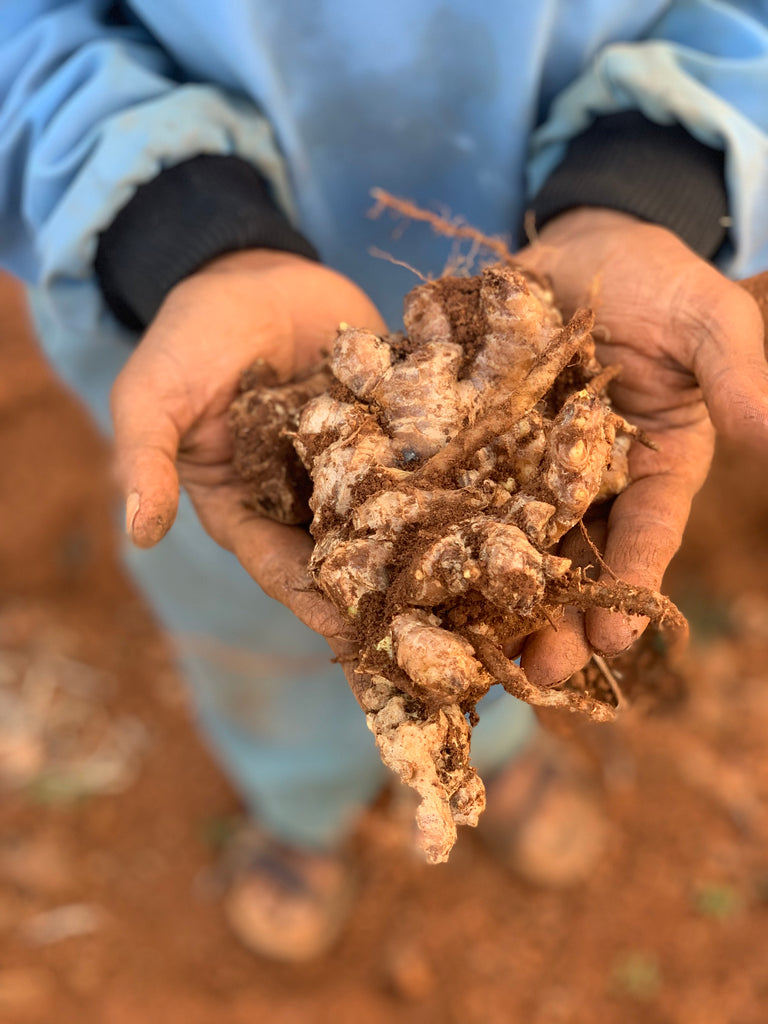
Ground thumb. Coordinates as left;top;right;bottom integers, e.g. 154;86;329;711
687;285;768;448
110;353;188;548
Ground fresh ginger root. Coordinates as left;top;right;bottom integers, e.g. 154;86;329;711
229;264;688;863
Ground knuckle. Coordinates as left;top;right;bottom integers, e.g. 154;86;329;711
608;521;681;590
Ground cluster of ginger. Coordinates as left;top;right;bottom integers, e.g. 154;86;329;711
229;264;686;863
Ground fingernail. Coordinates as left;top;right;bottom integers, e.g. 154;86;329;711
125;492;140;538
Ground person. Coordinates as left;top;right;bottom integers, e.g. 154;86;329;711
1;1;767;962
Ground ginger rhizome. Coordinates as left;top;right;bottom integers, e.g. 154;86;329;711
229;265;687;864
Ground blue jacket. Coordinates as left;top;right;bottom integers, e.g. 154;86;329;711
1;1;767;376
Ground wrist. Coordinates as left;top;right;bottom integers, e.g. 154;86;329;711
95;155;318;332
532;206;696;277
196;248;314;279
536;207;646;246
164;249;385;375
527;111;728;260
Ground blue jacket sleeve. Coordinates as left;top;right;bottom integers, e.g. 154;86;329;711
0;1;295;287
527;0;768;278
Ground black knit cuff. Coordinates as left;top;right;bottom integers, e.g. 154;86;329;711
528;111;728;259
94;155;319;330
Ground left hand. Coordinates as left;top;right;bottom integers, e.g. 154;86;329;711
514;207;768;687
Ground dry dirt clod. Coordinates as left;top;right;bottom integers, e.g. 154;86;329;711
229;262;687;861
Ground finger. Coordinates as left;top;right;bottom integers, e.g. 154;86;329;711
235;519;355;646
111;367;185;548
190;480;356;648
519;520;605;686
586;470;692;656
520;607;591;688
213;491;362;698
684;285;768;448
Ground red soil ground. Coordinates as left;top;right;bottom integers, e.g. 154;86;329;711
1;272;767;1023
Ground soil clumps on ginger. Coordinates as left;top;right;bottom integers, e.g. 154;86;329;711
229;264;687;863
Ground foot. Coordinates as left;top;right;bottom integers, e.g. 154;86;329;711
221;828;356;962
478;735;610;888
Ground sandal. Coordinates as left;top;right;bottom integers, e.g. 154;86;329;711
478;736;611;888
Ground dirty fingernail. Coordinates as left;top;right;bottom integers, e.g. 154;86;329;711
125;492;140;538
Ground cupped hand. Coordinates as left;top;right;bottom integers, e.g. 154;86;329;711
111;249;385;654
515;208;768;687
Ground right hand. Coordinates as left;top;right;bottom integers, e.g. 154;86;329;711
514;209;768;687
110;249;385;658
